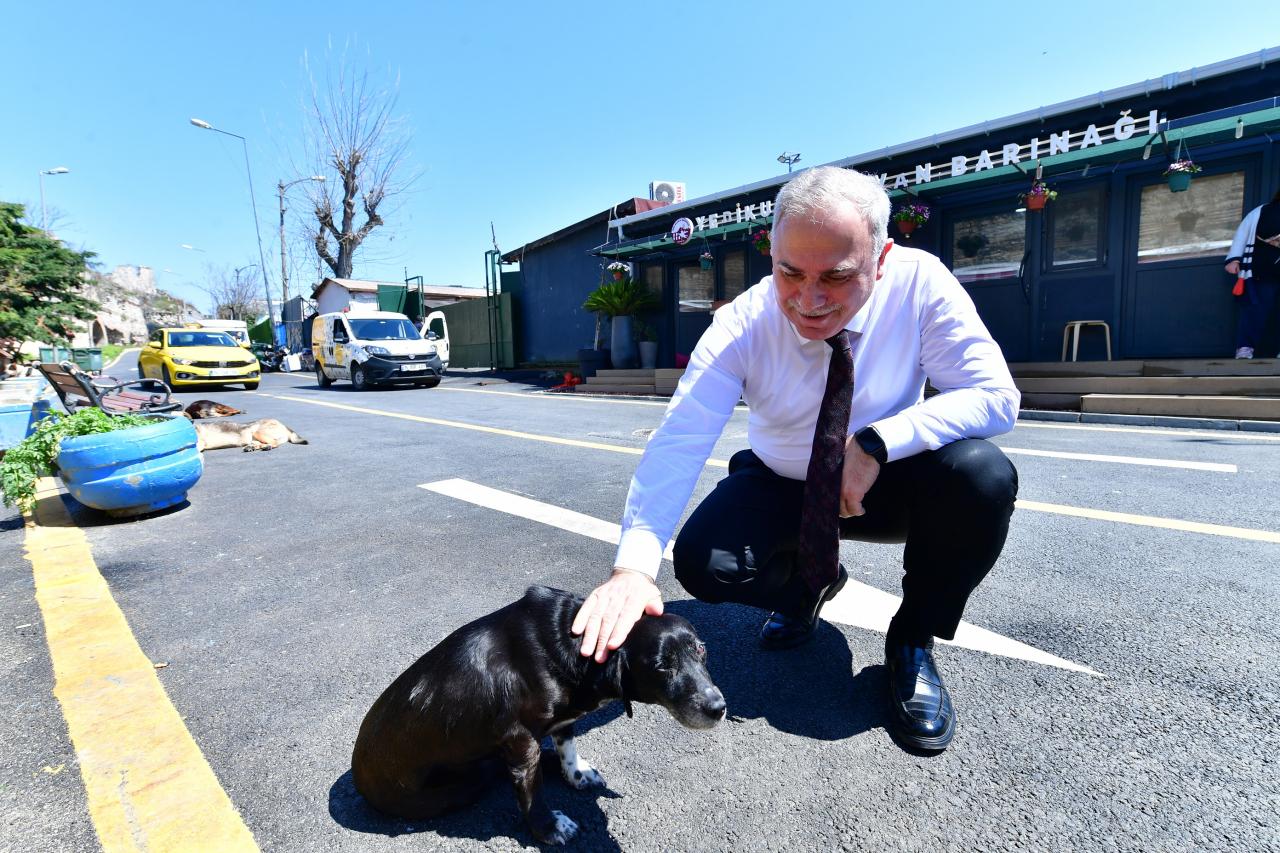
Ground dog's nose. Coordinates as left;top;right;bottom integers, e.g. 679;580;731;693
702;687;726;719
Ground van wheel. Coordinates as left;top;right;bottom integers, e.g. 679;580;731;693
350;363;369;391
162;365;176;391
315;364;332;387
243;382;259;391
418;376;441;389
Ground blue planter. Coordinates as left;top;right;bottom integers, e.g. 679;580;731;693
611;316;638;369
57;416;203;518
1167;172;1193;192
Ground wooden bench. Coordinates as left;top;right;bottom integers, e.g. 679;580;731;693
37;361;181;415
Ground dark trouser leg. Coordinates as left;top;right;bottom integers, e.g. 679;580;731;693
1236;279;1280;350
673;440;1018;639
673;449;811;617
845;439;1019;642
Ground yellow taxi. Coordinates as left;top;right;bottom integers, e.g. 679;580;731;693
138;327;261;390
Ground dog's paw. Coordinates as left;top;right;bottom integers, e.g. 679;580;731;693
563;761;605;790
542;811;578;845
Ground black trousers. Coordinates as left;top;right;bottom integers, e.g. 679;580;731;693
672;440;1018;642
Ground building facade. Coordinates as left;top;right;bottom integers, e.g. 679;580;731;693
505;48;1280;367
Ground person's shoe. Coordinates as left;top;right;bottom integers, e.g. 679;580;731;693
758;564;848;650
884;638;956;752
1235;347;1255;359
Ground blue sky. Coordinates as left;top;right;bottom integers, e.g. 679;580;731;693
2;2;1276;313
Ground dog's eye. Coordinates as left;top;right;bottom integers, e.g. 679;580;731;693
695;643;707;661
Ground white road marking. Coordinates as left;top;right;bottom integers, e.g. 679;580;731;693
419;478;1101;676
1000;446;1236;473
271;392;1274;543
1016;420;1280;443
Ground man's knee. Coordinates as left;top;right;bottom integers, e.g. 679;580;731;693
932;439;1019;509
672;524;720;602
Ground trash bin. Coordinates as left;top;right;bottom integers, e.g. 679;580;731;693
38;346;72;364
71;348;103;373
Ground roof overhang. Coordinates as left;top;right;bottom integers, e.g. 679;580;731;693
597;99;1280;259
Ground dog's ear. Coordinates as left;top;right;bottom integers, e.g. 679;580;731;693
602;647;633;718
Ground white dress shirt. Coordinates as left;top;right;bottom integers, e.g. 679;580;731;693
614;243;1020;579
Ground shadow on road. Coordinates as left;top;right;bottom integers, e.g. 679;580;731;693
666;599;890;742
328;757;623;850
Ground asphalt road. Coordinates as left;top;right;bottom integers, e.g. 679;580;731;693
2;350;1278;852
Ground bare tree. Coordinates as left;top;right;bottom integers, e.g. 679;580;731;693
302;48;414;280
199;263;261;320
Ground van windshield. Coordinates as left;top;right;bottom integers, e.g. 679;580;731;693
348;318;421;341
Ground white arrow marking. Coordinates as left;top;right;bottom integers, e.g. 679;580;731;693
420;478;1101;677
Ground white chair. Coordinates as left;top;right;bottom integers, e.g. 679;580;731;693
1061;320;1112;362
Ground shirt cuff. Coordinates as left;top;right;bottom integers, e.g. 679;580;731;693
613;528;665;580
869;413;922;464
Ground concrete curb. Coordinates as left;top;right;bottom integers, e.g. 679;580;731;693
1019;408;1280;433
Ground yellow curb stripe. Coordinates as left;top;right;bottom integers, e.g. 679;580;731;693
1016;498;1280;544
23;479;258;853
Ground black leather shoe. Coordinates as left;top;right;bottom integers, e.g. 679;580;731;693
758;565;848;650
884;638;956;751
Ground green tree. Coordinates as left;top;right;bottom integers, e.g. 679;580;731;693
0;202;99;351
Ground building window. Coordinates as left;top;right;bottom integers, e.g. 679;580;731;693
1049;185;1106;268
951;211;1025;283
1137;170;1245;264
722;250;746;301
642;263;663;304
678;265;714;312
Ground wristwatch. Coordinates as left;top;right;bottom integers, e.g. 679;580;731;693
854;426;888;464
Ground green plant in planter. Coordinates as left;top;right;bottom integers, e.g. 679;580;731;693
955;234;989;258
0;409;156;509
582;278;660;318
634;320;659;343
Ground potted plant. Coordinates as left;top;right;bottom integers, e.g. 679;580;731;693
752;228;771;256
892;202;931;237
583;277;661;369
1;408;202;517
1019;180;1058;211
607;260;630;281
699;251;714;271
636;320;659;369
1163;158;1202;193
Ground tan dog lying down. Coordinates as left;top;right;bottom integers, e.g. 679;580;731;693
193;419;308;452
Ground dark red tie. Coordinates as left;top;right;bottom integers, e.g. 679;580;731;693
796;330;854;595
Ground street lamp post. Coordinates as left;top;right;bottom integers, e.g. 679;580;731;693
278;175;325;305
38;166;70;231
189;118;276;333
232;264;259;320
777;152;802;173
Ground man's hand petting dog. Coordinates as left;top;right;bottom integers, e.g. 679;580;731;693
572;568;664;663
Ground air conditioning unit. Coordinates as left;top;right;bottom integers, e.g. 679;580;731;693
649;181;686;204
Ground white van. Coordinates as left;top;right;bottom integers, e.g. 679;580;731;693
312;309;444;390
188;318;251;348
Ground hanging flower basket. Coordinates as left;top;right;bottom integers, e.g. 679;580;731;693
891;202;930;238
752;228;771;257
1019;180;1057;211
699;251;714;271
1163;159;1201;193
607;261;629;281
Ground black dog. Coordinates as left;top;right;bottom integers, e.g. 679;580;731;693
351;585;726;845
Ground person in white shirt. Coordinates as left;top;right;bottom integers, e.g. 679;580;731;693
572;166;1020;751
